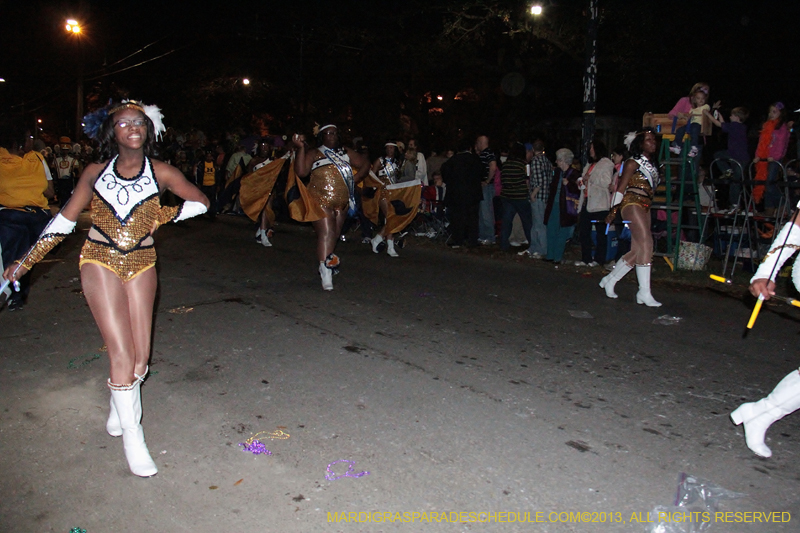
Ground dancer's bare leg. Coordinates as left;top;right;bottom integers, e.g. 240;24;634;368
259;208;269;232
124;268;157;377
621;205;652;265
260;192;275;232
312;208;348;262
81;264;156;384
378;197;390;239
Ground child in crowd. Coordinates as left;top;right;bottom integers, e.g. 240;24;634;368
753;102;791;215
669;86;711;158
669;83;710;117
704;106;750;208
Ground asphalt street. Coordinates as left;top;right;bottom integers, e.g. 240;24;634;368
1;213;798;532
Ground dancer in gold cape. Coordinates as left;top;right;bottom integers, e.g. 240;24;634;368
289;125;369;290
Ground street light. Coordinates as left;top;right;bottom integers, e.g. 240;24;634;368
530;5;543;16
65;18;84;140
65;19;81;34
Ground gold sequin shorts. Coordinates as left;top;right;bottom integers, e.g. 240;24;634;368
619;192;651;213
79;239;156;282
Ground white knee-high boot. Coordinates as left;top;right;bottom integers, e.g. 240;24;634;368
109;378;158;477
386;239;399;257
635;264;661;307
731;369;800;458
319;262;333;291
599;258;632;298
106;367;148;437
106;395;122;437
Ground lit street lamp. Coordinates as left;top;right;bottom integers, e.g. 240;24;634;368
65;18;84;140
65;19;81;34
530;2;598;166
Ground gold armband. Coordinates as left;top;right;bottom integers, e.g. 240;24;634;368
20;233;68;270
18;213;76;270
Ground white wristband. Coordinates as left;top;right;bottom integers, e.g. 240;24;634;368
174;200;208;222
42;213;77;236
611;192;624;207
751;222;800;283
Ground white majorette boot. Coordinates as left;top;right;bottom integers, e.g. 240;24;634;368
319;262;333;291
386;238;399;257
106;395;122;437
371;234;384;253
255;228;264;243
260;229;272;247
106;366;149;437
598;258;632;299
731;369;800;458
635;264;662;307
108;377;158;477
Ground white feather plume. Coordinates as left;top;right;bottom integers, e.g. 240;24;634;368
142;104;166;141
623;131;637;150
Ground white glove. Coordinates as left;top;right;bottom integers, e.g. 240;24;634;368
611;192;624;207
42;213;77;236
174;200;208;222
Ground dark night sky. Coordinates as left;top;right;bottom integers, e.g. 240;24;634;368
2;0;799;145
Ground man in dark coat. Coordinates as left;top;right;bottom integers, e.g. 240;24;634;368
440;139;484;247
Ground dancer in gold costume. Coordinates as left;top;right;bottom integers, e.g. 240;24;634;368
599;127;662;307
3;100;209;477
291;125;369;290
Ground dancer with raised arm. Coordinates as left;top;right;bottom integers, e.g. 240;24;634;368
290;124;369;290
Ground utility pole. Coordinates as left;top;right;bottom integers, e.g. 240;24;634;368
580;0;598;166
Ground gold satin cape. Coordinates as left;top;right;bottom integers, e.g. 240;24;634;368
239;158;286;223
362;172;421;234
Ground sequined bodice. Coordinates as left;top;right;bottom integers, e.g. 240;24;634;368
90;156;160;251
627;172;653;196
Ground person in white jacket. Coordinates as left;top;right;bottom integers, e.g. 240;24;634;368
731;211;800;457
576;141;615;267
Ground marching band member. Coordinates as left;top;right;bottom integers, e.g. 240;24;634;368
732;209;800;457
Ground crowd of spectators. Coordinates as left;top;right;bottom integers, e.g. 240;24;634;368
5;84;800;310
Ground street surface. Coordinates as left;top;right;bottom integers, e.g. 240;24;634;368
1;213;798;532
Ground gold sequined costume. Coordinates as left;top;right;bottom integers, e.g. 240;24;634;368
609;155;658;218
78;157;179;281
618;172;653;212
307;150;352;211
614;156;659;266
19;156;184;281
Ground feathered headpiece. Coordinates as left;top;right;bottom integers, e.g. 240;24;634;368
82;106;109;140
83;99;166;141
623;131;638;150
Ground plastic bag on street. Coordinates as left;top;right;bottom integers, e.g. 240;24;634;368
645;473;745;533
